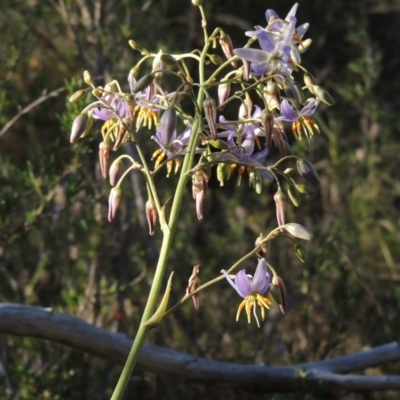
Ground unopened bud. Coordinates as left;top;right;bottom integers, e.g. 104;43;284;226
313;85;335;106
219;32;236;67
284;223;313;240
83;70;93;85
294;243;307;263
297;158;320;185
160;54;177;65
287;185;301;207
208;54;224;66
218;79;231;106
109;159;124;186
272;275;287;314
243;59;251;81
303;73;316;93
99;141;110;178
160;108;177;144
255;233;268;258
299;38;312;52
295;184;314;194
146;199;157;235
265;80;280;105
191;0;202;6
70;112;92;143
249;171;263;194
282;78;300;110
217;162;228;186
203;97;217;140
186;265;201;310
209;139;229;150
69;89;87;103
113;125;127;151
128;40;140;50
293;81;305;104
108;187;122;222
261;108;274;148
130;74;153;93
274;189;286;228
290;45;301;65
192;170;208;220
152;51;166;78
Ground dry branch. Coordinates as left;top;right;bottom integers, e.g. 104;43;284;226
0;303;400;392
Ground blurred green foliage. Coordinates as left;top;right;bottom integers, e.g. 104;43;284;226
1;0;400;399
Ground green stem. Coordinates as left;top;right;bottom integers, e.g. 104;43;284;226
110;6;212;399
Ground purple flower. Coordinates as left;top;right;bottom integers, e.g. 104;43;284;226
276;98;318;122
234;4;309;77
234;17;296;77
93;92;127;121
221;258;272;327
275;98;320;141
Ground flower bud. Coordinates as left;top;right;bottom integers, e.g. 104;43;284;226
272;275;287;314
255;233;268;258
146;199;157;235
287;184;301;207
261;108;274;148
299;38;312;52
160;107;177;145
109;159;124;186
152;51;166;78
293;81;305;104
192;170;208;220
209;139;229;150
297;158;320;185
218;79;231;106
242;59;251;81
83;70;93;85
303;73;316;93
130;74;153;93
208;54;224;66
128;40;140;50
99;141;110;179
203;97;217;140
290;45;301;65
191;0;202;6
295;184;314;194
265;80;280;105
284;223;313;240
219;32;236;67
186;265;201;310
282;78;300;110
274;189;286;228
69;89;87;103
294;243;307;263
70;112;92;143
113;126;127;151
313;85;335;106
249;171;263;194
160;54;177;66
108;187;122;222
217;162;228;186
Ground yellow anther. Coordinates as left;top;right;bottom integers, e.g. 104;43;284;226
174;159;182;174
167;160;174;176
151;148;164;160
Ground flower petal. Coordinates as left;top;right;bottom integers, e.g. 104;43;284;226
280;99;299;121
251;259;270;294
235;270;253;297
233;48;271;64
257;31;276;53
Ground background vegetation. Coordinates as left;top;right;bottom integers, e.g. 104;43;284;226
1;0;400;398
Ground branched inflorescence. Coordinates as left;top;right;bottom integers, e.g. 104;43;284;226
69;2;333;327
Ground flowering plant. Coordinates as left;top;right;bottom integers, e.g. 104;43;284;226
69;2;333;399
